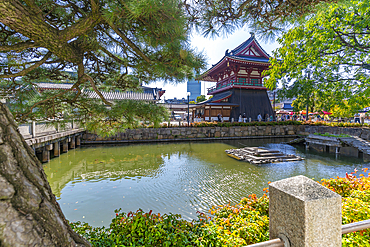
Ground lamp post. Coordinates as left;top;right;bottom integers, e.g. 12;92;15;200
187;92;191;126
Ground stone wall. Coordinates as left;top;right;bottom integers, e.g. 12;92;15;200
82;124;370;144
82;125;298;143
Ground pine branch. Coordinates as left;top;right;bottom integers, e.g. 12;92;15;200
0;51;52;78
59;2;102;44
106;20;152;64
0;40;37;52
83;73;113;106
20;78;82;121
99;45;126;65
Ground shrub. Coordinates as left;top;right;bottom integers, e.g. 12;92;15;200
320;168;370;246
71;209;199;246
197;193;270;246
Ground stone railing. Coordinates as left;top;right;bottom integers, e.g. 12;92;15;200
18;120;78;139
245;175;370;247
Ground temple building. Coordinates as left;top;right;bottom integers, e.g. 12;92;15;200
195;33;273;122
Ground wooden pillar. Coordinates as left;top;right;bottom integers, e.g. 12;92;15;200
41;147;49;163
69;136;75;149
209;106;211;122
62;139;68;153
76;136;81;146
53;142;60;157
221;106;224;121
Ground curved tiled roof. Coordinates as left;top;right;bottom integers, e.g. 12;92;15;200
228;55;270;63
197;34;271;82
230;36;254;55
230;35;270;58
197;91;232;105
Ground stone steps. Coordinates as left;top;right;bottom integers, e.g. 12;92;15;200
225;147;304;165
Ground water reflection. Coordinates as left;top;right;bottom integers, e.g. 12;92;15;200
44;139;370;227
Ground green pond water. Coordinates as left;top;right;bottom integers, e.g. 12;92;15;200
44;138;370;227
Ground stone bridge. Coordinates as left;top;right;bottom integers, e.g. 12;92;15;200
18;121;85;163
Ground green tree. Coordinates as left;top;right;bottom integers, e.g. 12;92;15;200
196;95;206;103
265;0;370;117
189;100;196;104
186;0;343;39
0;0;206;133
0;0;353;245
0;0;207;245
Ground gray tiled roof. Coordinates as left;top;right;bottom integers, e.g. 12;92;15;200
33;83;158;101
84;90;157;101
35;83;74;90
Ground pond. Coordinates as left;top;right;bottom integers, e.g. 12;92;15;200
44;138;369;227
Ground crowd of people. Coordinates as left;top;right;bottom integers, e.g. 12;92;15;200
173;111;369;124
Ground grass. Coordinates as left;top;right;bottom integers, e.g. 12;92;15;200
314;132;351;138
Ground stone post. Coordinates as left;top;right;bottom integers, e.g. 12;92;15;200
62;139;68;153
269;175;341;247
76;136;81;146
41;147;49;163
32;121;36;138
69;136;75;149
53;142;60;157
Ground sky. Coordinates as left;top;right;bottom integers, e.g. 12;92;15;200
148;27;281;100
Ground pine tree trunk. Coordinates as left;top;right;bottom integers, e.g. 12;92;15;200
0;103;90;246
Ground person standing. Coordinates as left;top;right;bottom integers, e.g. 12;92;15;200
360;112;365;125
217;113;222;122
257;113;262;122
242;113;246;123
238;114;242;122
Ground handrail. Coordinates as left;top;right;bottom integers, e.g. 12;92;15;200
245;238;284;247
342;219;370;234
245;219;370;247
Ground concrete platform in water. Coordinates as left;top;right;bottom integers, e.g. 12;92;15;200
225;147;304;165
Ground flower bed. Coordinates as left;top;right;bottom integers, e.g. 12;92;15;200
71;169;370;246
302;120;366;128
158;120;301;128
156;120;367;129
